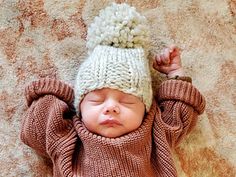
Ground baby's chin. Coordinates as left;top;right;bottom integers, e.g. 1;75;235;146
98;129;128;138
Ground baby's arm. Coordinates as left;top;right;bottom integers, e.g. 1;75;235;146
20;78;76;157
153;45;206;148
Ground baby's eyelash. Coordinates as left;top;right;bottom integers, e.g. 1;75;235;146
120;100;135;104
89;99;103;102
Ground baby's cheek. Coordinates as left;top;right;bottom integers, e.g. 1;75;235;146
125;115;143;130
82;116;97;132
81;109;100;123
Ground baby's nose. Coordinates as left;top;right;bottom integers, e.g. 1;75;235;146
103;104;120;114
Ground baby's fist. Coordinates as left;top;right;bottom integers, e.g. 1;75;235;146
153;45;184;78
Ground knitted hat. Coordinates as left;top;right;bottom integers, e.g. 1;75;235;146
74;3;153;113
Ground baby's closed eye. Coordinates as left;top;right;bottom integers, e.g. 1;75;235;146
120;98;137;104
86;94;104;103
89;99;103;102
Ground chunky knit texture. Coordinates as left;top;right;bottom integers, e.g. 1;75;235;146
20;78;205;177
74;45;153;114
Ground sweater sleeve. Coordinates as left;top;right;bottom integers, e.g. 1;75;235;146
155;79;206;148
20;78;76;157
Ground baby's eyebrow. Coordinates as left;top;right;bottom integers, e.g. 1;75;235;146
87;91;105;98
122;96;138;102
91;89;104;94
87;92;101;97
121;92;136;98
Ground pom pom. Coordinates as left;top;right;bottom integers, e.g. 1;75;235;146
86;3;150;52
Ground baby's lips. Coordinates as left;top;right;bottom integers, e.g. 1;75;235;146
100;119;122;126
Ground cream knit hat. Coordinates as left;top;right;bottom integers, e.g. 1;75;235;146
74;3;153;113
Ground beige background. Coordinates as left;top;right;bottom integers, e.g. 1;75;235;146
0;0;236;176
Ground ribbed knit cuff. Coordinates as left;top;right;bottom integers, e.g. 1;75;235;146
158;80;206;114
25;78;74;107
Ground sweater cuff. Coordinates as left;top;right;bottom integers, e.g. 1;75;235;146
25;78;74;107
158;80;206;114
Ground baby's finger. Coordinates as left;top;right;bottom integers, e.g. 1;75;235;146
153;55;160;69
152;57;157;69
161;48;170;65
155;55;161;65
152;62;169;74
169;44;177;52
169;45;180;58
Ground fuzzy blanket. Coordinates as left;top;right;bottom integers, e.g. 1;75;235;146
0;0;235;176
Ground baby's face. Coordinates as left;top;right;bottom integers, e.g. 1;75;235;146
80;88;145;138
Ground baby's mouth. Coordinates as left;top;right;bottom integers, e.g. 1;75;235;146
100;118;122;126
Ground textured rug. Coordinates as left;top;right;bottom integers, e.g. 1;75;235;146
0;0;236;176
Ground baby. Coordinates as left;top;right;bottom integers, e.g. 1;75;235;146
80;45;184;139
21;3;205;177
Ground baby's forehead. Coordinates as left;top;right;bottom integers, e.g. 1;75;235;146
86;88;136;98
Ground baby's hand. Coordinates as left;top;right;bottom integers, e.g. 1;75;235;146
153;45;185;78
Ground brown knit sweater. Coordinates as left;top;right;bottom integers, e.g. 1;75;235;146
20;78;205;177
